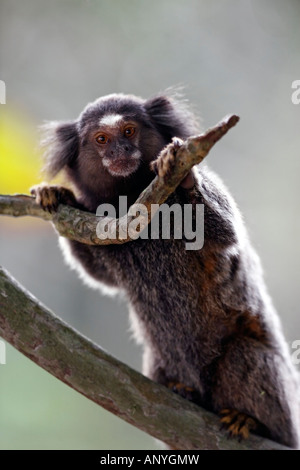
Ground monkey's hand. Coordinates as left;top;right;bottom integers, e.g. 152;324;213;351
30;183;78;213
219;409;258;442
150;137;195;189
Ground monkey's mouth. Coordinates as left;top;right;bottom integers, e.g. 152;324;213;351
103;156;140;178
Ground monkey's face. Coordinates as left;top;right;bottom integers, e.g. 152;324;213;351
75;94;166;185
43;92;199;205
89;114;142;178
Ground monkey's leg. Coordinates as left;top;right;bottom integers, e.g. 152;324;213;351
30;183;79;212
209;337;299;447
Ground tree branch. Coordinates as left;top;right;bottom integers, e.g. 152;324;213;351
0;266;289;450
0;115;239;245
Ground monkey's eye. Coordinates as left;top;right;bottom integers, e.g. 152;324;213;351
124;126;135;138
95;134;109;144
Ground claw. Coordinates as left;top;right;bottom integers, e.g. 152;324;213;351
219;408;257;441
167;381;202;405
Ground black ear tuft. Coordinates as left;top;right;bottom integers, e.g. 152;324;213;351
144;93;200;141
40;121;79;178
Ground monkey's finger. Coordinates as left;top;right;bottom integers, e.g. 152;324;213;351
171;136;184;149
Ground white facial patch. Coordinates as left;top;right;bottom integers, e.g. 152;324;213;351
99;114;123;127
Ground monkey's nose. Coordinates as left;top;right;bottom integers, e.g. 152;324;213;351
110;146;129;156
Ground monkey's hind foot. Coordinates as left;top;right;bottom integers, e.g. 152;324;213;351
30;183;77;213
167;381;202;405
219;408;257;442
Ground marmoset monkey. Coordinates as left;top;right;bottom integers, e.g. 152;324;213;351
32;92;300;448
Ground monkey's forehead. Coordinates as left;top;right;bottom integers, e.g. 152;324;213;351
78;93;150;129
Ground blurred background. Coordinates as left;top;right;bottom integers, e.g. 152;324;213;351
0;0;300;450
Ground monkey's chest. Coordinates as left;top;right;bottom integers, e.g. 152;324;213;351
68;237;226;364
71;239;274;386
111;239;225;343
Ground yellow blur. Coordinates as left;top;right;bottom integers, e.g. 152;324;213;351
0;109;42;194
